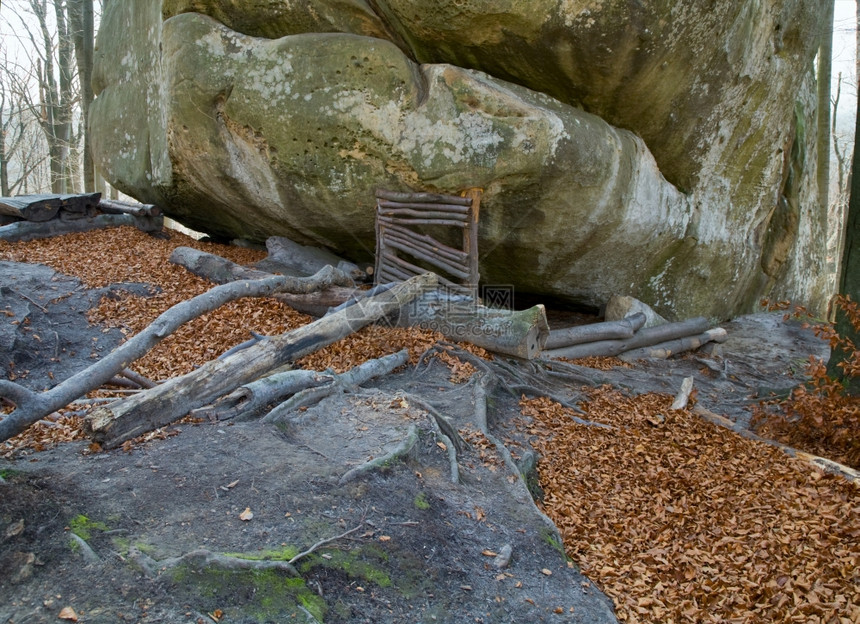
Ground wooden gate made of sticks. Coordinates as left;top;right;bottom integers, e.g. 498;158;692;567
373;188;482;295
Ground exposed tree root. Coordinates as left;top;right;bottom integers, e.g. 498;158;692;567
129;547;300;579
192;369;333;422
69;533;100;564
403;393;466;484
472;373;563;543
262;350;410;423
338;424;419;485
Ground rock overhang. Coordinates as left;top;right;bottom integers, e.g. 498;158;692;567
90;0;830;321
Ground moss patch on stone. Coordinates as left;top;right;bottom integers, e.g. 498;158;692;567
68;514;108;541
168;561;325;623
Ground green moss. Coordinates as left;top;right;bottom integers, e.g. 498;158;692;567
168;563;325;623
413;492;430;510
112;537;131;555
302;546;392;589
0;469;23;480
69;514;108;541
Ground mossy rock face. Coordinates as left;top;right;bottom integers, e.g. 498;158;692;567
91;0;829;320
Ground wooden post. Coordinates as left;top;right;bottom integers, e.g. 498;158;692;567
462;188;483;293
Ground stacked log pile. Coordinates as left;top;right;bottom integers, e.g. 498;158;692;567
0;194;163;242
543;312;727;361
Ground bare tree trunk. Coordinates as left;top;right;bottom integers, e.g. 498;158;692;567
27;0;75;194
817;0;835;215
68;0;95;191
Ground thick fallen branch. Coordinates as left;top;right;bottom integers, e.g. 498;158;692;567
261;350;410;423
190;369;334;422
84;273;437;448
169;245;361;316
543;317;712;360
545;313;647;349
0;266;352;443
618;328;728;362
399;294;550;359
169;246;274;283
276;287;364;317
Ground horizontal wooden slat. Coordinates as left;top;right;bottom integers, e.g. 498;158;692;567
377;207;469;221
377;200;470;214
375;189;473;206
377;215;468;229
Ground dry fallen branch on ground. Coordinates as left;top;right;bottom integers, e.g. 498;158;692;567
545;313;646;349
261;349;410;423
0;266;352;443
544;317;723;360
85;273;438;449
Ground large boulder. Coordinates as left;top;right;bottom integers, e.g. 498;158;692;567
90;1;830;320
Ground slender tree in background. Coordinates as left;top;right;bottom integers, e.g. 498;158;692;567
15;0;76;193
818;0;835;216
826;0;860;395
68;0;95;191
0;46;50;195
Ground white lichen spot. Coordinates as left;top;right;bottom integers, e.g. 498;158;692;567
559;1;600;27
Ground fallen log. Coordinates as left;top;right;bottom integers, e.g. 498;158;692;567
98;198;162;218
84;273;437;448
398;293;550;359
0;193;101;222
0;266;353;444
0;197;60;221
256;236;361;279
191;369;334;422
169;245;359;316
170;247;546;357
544;313;647;349
0;213;162;242
169;246;274;283
618;328;728;362
543;317;712;360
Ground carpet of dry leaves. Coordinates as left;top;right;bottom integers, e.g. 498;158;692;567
523;391;859;624
2;226;859;624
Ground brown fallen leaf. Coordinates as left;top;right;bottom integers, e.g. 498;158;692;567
239;507;253;521
58;606;78;621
